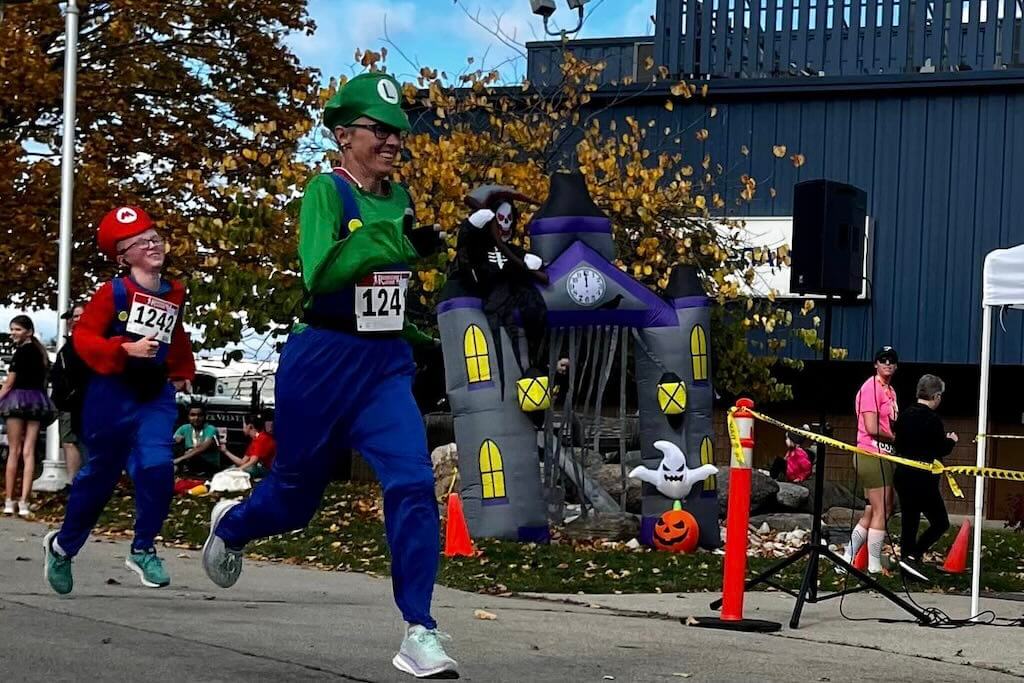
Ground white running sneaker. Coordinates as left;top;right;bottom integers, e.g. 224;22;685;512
836;548;851;574
202;498;243;588
392;625;459;679
17;500;31;518
3;499;15;515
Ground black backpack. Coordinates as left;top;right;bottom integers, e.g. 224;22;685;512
50;340;90;412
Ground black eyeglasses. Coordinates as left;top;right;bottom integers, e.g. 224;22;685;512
118;236;164;253
346;122;406;141
878;359;897;366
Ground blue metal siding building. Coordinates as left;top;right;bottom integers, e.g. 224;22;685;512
526;1;1024;367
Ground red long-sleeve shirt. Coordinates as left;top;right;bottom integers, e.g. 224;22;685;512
73;278;195;381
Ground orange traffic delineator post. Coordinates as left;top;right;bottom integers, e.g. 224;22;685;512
444;491;475;558
688;399;781;633
853;543;868;571
938;519;970;574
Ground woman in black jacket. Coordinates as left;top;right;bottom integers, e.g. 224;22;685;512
893;374;957;581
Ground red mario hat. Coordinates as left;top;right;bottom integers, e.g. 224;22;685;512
97;206;154;259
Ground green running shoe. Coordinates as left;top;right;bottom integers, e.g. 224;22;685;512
43;530;73;595
126;548;170;588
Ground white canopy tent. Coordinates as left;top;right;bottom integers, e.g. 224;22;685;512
973;244;1024;616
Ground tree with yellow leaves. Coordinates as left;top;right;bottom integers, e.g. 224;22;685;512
368;50;815;401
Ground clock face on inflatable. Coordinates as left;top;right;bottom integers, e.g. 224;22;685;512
566;266;606;307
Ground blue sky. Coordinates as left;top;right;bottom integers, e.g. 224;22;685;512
290;0;656;84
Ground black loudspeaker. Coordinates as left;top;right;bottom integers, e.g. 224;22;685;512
790;179;867;297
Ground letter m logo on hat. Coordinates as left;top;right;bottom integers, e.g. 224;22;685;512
116;207;139;224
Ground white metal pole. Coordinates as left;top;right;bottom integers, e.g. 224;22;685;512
36;0;79;492
970;304;993;618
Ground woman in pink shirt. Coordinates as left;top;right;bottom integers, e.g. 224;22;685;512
842;346;899;574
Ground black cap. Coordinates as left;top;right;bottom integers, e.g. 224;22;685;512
874;346;898;363
60;302;84;319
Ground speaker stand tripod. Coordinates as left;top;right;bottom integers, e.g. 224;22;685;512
709;295;931;628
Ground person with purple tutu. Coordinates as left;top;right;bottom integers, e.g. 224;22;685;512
1;315;57;517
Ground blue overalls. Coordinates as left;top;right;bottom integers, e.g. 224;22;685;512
57;278;178;557
216;174;441;629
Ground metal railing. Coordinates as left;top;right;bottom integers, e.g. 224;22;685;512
655;0;1024;77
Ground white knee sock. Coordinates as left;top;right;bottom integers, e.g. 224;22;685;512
846;524;868;559
867;528;886;572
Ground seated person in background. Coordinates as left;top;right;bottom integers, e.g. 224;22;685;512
770;432;812;483
173;404;221;477
220;413;276;476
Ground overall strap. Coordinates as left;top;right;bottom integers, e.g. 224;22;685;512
329;172;363;238
110;277;130;336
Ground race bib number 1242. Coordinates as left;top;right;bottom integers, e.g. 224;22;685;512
126;293;179;344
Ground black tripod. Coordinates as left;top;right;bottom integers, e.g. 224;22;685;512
709;295;930;628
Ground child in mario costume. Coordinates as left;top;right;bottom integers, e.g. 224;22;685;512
43;206;195;595
201;72;457;679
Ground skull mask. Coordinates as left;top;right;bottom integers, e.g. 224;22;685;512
495;202;514;241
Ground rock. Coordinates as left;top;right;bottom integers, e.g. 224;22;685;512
822;506;865;530
749;513;814;533
776;482;811;511
431;443;458;503
798;479;865;511
588;463;642;513
561;512;640;541
757;522;770;535
625;538;641;550
716;467;780;517
622;450;644;467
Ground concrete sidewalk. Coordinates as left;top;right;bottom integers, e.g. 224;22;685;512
2;517;1021;682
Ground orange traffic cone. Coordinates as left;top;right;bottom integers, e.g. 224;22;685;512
853;543;868;571
938;519;971;574
444;492;474;558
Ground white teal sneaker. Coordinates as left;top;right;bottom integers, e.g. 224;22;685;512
126;548;170;588
392;625;459;679
202;498;243;588
43;530;74;595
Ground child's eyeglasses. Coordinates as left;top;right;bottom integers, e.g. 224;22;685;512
118;237;164;253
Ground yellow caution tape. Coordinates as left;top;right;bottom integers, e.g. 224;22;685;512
744;408;1024;499
725;407;745;467
943;465;1024;483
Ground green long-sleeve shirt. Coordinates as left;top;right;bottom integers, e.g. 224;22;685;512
298;172;432;344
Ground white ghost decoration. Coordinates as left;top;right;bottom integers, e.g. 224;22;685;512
628;440;718;501
496;201;514;239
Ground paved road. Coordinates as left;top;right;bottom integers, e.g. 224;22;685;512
2;517;1021;682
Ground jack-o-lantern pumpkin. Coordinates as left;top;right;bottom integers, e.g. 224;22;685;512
652;501;700;553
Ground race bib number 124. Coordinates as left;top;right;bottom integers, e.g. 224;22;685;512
355;271;411;332
126;293;179;344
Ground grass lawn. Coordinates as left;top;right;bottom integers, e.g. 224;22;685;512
30;482;1024;596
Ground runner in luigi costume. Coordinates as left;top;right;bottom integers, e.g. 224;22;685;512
201;73;457;679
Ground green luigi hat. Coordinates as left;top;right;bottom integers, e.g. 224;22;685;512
323;72;410;132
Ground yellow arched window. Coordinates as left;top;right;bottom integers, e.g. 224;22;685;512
700;436;716;491
464;325;491;384
690;324;708;383
479;440;507;502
